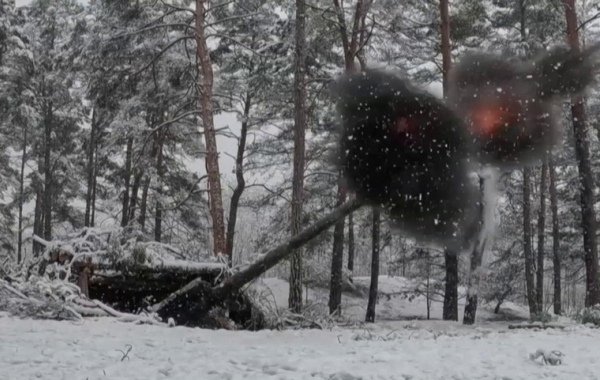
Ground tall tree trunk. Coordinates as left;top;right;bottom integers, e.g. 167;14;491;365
536;160;547;310
439;0;451;95
443;250;458;320
43;104;53;241
289;0;308;313
196;0;226;256
439;0;459;321
154;131;165;243
462;248;480;324
139;177;150;231
225;93;251;264
329;178;346;315
549;157;561;314
33;187;43;255
347;212;355;272
129;170;142;222
562;0;600;307
426;252;432;320
463;176;485;325
401;238;407;276
523;167;539;317
17;126;27;263
154;199;162;242
518;0;527;41
85;108;96;227
365;208;380;323
121;136;133;227
91;145;98;227
329;0;372;315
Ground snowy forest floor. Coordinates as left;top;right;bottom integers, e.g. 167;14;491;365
2;276;600;380
3;316;600;379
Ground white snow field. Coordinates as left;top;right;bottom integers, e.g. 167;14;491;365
2;316;600;380
2;276;600;380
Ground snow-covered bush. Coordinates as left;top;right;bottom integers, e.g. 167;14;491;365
578;306;600;326
531;311;553;323
529;349;564;366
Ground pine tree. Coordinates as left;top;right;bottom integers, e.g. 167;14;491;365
365;208;380;323
562;0;600;307
195;0;226;257
289;0;308;313
329;0;373;316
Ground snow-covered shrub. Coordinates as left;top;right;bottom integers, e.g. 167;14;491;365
578;306;600;326
529;349;564;365
531;311;553;323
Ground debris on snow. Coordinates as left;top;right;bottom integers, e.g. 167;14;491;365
529;349;564;365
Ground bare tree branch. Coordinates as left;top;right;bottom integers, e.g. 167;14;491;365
205;33;266;57
134;36;195;76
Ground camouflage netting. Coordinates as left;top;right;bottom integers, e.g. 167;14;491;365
0;227;217;324
0;273;165;324
32;227;223;271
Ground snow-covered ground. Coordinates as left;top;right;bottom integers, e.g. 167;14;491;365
2;316;600;379
2;276;599;380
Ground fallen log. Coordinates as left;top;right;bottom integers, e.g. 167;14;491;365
154;198;363;324
508;323;568;330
